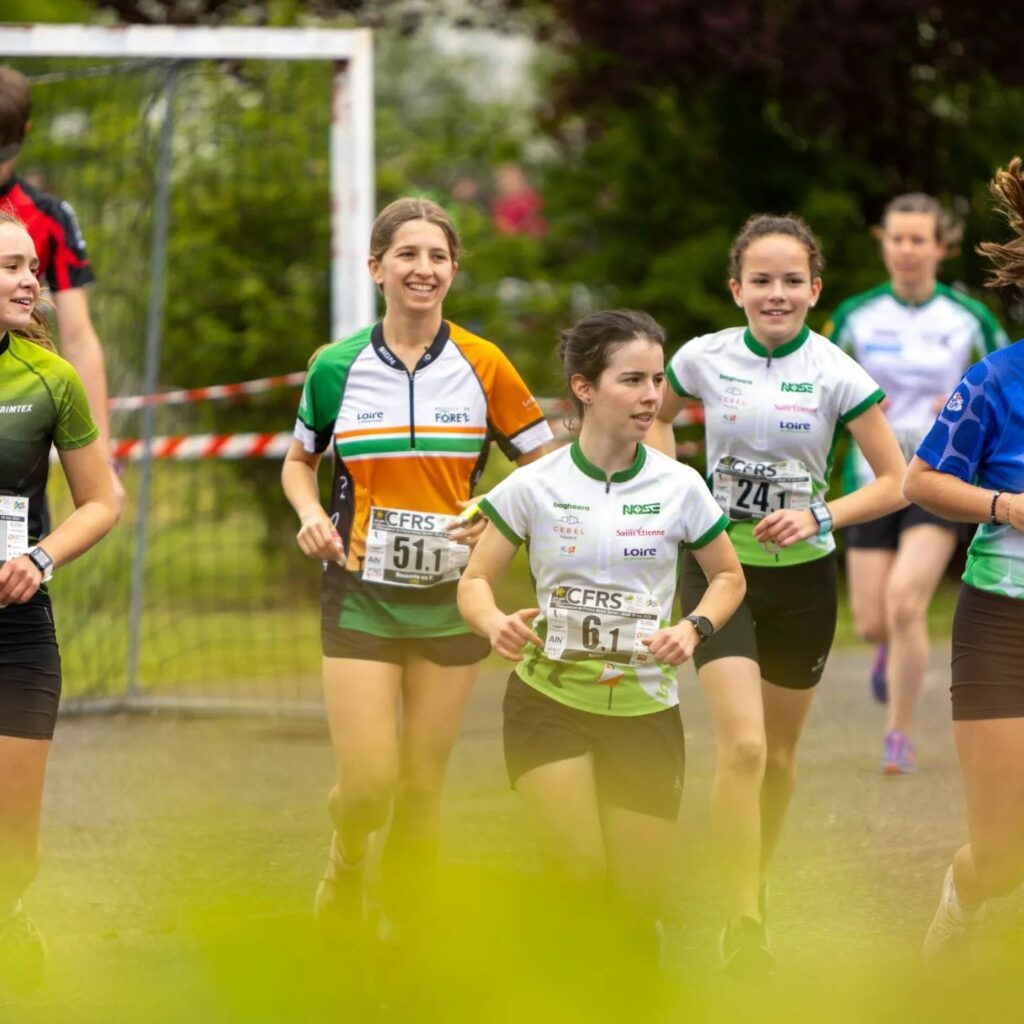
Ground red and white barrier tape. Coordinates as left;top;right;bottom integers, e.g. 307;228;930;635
108;372;308;411
108;373;704;427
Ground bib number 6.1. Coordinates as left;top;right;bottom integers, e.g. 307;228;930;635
581;614;622;654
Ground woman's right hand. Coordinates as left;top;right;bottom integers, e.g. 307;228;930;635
296;509;345;563
486;608;543;662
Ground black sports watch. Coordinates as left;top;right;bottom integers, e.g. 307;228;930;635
683;614;714;644
27;546;54;583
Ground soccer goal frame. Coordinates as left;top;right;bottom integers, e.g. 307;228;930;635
0;25;375;717
0;23;376;341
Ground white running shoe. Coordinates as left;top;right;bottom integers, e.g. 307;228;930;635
314;832;365;932
923;865;980;960
0;902;46;993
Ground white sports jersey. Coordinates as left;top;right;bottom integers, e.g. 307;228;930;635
480;441;728;716
666;325;883;566
827;282;1008;488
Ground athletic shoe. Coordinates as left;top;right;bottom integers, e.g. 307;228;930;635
0;902;46;993
719;915;774;981
314;832;365;932
923;865;980;960
880;729;917;775
870;645;888;703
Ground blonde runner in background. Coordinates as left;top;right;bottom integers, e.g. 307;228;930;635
826;194;1008;773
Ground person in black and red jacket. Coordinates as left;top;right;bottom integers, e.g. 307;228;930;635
0;65;124;512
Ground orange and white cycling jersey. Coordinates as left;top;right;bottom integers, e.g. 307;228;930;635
294;320;552;637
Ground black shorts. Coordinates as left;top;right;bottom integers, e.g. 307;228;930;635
844;503;958;550
502;673;685;821
0;591;62;740
322;624;489;666
680;551;838;689
951;583;1024;721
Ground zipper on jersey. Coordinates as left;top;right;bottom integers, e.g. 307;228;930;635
597;477;611;582
407;371;416;448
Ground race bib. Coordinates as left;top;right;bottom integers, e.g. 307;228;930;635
0;494;29;562
544;585;661;667
712;457;813;521
362;506;469;588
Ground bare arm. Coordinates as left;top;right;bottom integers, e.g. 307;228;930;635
281;440;344;562
644;531;745;665
53;288;110;444
904;457;1024;531
0;439;118;605
754;402;907;548
457;522;542;661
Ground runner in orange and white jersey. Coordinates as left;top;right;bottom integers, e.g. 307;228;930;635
282;197;551;948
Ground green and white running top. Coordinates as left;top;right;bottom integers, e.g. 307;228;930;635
479;441;728;717
666;325;884;567
826;282;1008;490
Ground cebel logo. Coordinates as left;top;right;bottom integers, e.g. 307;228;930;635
781;381;814;394
622;503;661;515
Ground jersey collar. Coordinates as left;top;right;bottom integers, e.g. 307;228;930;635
0;175;16;200
570;439;647;483
0;332;9;357
370;319;450;373
743;323;809;359
885;281;938;308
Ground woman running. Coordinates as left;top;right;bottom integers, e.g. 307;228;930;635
458;309;745;959
649;214;906;976
827;194;1008;773
903;158;1024;958
282;198;553;941
0;211;117;989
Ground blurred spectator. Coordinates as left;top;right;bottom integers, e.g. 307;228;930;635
490;161;546;239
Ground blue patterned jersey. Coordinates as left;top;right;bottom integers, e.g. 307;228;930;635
916;340;1024;599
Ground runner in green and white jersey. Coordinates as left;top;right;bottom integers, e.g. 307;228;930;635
825;193;1009;772
459;310;744;961
650;214;906;977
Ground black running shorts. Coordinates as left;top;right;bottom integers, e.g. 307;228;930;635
680;551;838;689
502;673;685;821
844;503;959;550
951;583;1024;721
0;591;62;740
321;624;490;666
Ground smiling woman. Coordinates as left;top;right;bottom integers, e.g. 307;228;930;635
280;196;553;950
647;212;907;978
0;211;117;990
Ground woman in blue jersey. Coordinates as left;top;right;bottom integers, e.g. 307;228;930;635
826;195;1008;773
904;159;1024;957
459;310;745;958
0;212;117;989
650;215;907;976
282;198;552;944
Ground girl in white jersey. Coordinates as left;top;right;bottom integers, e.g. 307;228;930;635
826;194;1009;773
650;215;906;976
459;310;745;959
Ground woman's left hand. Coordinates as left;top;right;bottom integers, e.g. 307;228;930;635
448;500;488;549
0;555;44;607
752;508;817;548
643;620;699;667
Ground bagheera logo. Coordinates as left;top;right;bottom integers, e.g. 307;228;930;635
622;503;661;515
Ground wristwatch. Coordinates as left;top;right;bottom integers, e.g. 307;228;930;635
809;500;833;537
26;546;54;583
683;614;714;645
